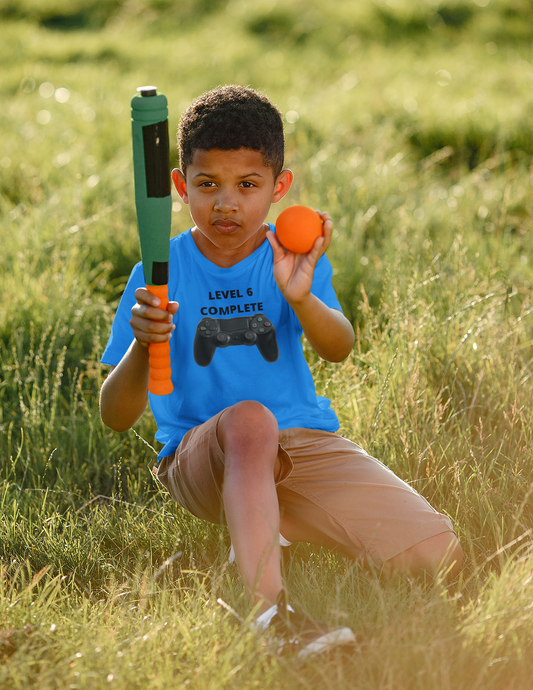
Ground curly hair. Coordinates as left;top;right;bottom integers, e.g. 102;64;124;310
177;85;285;177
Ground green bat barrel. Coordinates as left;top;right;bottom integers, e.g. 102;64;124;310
131;86;173;395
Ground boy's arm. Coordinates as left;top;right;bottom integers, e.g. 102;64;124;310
99;288;178;432
286;293;354;362
266;212;354;363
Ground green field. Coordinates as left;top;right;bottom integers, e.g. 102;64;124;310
1;0;533;687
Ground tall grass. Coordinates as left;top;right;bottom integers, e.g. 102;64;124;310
1;0;533;687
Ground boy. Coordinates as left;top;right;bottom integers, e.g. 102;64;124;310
100;85;462;656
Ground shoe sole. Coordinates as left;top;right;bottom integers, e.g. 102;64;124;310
297;627;356;660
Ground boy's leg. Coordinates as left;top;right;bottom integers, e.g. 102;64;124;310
383;530;462;578
281;511;462;579
276;429;463;580
217;401;283;611
156;402;292;614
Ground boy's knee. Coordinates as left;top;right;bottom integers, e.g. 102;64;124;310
386;531;463;580
419;531;463;577
218;401;279;454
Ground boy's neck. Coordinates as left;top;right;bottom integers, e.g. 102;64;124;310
190;223;269;268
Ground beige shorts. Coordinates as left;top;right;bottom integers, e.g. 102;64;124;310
157;410;455;567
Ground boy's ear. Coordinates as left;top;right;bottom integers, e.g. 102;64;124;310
272;168;293;203
172;168;189;204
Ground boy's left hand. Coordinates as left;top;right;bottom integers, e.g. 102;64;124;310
266;211;332;306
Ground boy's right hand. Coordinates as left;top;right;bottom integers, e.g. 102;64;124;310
130;287;178;348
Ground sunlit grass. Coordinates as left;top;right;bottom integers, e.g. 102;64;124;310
1;0;533;687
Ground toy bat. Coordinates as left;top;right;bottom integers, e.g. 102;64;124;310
131;86;173;395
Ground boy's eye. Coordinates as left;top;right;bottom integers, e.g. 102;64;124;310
240;181;256;188
199;180;216;188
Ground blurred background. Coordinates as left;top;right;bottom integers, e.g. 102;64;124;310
2;0;532;322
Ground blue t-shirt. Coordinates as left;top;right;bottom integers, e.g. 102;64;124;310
101;225;342;458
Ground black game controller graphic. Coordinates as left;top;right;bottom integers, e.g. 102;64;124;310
193;314;279;367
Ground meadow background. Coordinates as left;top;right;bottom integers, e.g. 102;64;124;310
1;0;533;687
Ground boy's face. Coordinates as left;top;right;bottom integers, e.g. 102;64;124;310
172;148;292;266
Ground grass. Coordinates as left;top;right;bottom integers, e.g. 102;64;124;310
1;0;533;687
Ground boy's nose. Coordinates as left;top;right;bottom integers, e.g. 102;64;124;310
214;192;237;213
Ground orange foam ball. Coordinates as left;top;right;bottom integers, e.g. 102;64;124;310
275;205;323;254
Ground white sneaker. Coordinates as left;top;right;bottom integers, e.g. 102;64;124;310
255;590;356;660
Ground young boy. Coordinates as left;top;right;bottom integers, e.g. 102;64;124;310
100;85;462;656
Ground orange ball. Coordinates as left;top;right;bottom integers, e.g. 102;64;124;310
275;205;323;254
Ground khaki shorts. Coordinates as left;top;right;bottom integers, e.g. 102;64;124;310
157;410;455;567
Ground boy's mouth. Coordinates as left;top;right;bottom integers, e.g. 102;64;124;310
213;218;239;233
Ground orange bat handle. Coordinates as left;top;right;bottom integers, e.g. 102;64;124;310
146;284;173;396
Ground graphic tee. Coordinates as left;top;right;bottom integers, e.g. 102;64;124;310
101;226;342;458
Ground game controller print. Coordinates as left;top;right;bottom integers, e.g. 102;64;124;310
193;314;279;367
